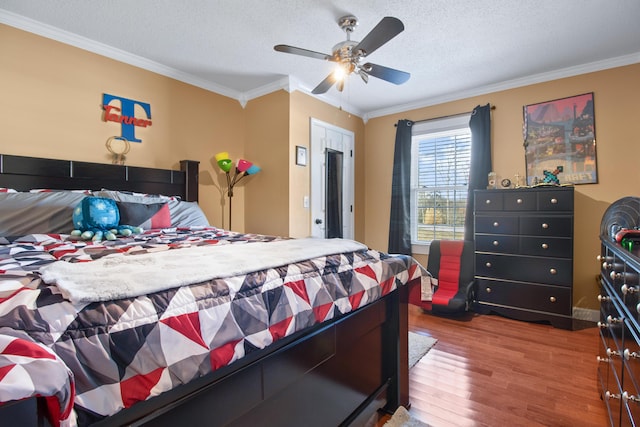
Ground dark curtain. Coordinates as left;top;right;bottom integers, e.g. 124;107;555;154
388;119;413;254
464;104;492;241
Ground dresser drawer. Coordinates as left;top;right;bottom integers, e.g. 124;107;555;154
624;321;640;422
520;236;573;258
474;191;503;211
475;234;518;253
519;216;572;237
475;215;518;234
476;253;572;286
600;280;625;346
476;279;572;315
504;191;536;211
537;189;573;211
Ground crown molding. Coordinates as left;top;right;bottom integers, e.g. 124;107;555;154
0;9;241;100
363;52;640;121
242;75;364;118
1;9;363;117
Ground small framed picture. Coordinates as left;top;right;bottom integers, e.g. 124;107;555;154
296;145;307;166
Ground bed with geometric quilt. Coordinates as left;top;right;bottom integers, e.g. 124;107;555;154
0;154;426;427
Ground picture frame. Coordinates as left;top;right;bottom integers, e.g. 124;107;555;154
296;145;307;166
523;92;597;185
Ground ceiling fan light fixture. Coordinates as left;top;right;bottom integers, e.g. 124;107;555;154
274;15;410;95
333;64;350;81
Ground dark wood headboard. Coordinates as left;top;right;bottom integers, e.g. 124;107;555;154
0;154;200;202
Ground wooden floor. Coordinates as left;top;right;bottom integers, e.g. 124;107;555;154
383;305;609;427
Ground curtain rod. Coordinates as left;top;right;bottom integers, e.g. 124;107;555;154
394;105;496;127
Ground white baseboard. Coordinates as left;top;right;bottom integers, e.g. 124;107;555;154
573;307;599;322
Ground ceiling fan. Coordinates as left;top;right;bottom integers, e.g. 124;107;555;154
274;15;410;94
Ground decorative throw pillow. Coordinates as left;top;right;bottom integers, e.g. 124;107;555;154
116;201;171;229
72;197;120;231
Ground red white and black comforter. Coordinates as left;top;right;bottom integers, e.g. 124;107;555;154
0;227;425;426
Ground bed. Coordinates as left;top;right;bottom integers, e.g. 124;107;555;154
0;154;425;426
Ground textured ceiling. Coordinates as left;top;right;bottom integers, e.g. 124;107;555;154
1;0;639;119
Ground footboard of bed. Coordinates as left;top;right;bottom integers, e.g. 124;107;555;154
108;284;408;427
7;284;409;427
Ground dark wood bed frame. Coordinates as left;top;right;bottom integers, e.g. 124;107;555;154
0;154;410;426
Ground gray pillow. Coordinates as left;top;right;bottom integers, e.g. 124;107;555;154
167;200;210;227
0;192;87;237
93;189;209;227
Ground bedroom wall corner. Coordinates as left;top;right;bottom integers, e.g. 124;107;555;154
244;90;291;237
289;91;365;240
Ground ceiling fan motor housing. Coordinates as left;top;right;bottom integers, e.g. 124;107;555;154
338;15;358;34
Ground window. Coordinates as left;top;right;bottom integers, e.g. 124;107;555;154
411;114;471;245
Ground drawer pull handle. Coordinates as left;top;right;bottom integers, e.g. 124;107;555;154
541;243;548;249
549;268;557;275
597;355;610;363
597;255;613;263
623;391;640;404
485;287;492;293
493;240;499;246
622;391;640;403
493;221;499;227
624;349;639;360
622;284;638;295
485;262;492;268
542;223;549;229
551;198;558;204
606;391;621;400
485;199;491;204
607;347;621;358
549;296;557;303
517;198;523;204
607;315;623;324
597;294;610;302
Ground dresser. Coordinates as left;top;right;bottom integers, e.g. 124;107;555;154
598;197;640;426
473;187;574;329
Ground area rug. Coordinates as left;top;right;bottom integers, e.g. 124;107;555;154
383;406;430;427
408;331;437;369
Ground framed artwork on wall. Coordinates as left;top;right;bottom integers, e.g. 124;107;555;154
296;145;307;166
523;92;597;185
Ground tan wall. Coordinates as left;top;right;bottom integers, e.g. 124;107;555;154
365;63;640;311
0;24;245;229
289;91;365;239
244;91;290;236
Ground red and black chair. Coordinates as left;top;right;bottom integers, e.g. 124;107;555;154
409;239;475;314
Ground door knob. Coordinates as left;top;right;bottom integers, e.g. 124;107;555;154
315;218;323;224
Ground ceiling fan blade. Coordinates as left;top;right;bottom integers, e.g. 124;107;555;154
311;73;337;94
362;63;410;85
274;44;333;61
352;17;404;57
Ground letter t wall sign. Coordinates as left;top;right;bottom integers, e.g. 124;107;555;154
101;93;152;142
